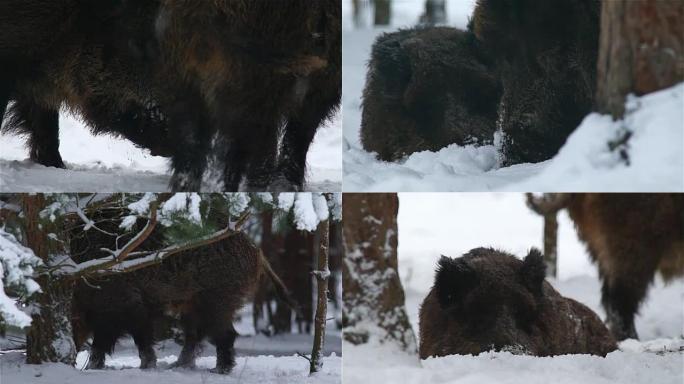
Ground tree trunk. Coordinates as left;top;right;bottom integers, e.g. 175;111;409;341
420;0;447;25
596;0;684;119
374;0;391;26
310;218;330;374
22;194;76;365
542;213;558;278
525;193;570;278
342;193;417;353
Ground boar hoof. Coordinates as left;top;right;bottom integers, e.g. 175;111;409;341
210;365;235;375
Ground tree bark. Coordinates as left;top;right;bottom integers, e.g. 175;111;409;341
526;193;570;278
420;0;446;25
22;194;76;365
596;0;684;119
310;218;330;374
374;0;391;26
342;193;417;353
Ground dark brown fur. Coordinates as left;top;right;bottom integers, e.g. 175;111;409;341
419;248;616;359
473;0;601;165
70;214;263;374
361;26;500;161
566;193;684;341
1;0;341;191
151;0;341;191
0;0;171;167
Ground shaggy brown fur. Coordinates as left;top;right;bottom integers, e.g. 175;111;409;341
1;0;341;191
473;0;601;165
0;0;171;167
566;193;684;341
150;0;341;191
69;207;295;374
419;248;616;359
360;26;500;161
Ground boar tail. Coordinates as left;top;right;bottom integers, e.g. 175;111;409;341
259;250;302;316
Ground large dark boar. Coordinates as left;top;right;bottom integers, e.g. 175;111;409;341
149;0;341;191
566;193;684;341
360;26;500;162
473;0;601;165
2;0;341;191
70;215;294;374
0;0;172;167
419;248;616;359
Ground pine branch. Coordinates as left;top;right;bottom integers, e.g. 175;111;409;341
84;211;251;276
69;201;159;277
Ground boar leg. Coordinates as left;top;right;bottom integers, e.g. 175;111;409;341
599;245;662;341
210;324;238;374
1;80;8;126
171;316;201;369
6;97;65;168
278;90;339;189
166;93;213;192
131;327;157;369
86;330;118;370
243;124;279;191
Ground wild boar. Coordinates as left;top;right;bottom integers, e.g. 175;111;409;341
419;248;616;358
566;193;684;341
472;0;601;165
360;26;500;161
70;213;296;374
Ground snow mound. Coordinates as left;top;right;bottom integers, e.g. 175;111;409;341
343;143;550;191
507;83;684;191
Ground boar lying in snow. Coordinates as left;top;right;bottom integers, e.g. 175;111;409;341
566;193;684;341
70;222;294;374
1;0;341;191
419;248;616;358
360;26;500;161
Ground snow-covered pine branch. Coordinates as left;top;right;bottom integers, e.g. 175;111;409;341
0;230;42;328
276;192;342;232
90;211;251;276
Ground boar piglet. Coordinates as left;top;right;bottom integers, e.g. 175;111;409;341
419;248;616;359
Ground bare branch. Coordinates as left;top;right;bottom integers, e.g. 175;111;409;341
69;201;159;277
88;211;251;276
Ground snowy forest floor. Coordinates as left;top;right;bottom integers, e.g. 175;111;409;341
344;193;684;384
0;111;342;192
341;1;683;192
1;302;342;383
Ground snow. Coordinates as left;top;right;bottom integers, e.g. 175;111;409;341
342;0;684;192
1;294;342;383
0;230;42;328
278;193;341;232
343;193;684;383
159;193;202;225
1;351;341;384
0;110;341;192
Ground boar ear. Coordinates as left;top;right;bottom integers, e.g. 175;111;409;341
435;255;478;309
520;248;546;294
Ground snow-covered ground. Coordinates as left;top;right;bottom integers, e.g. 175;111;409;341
1;303;342;383
0;111;342;192
343;193;684;383
342;0;684;192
